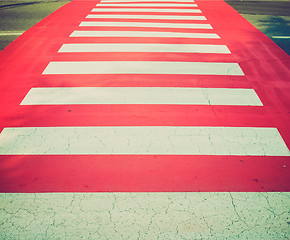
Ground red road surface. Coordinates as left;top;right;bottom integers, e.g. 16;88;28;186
0;0;289;192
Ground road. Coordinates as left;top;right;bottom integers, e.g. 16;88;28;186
0;0;289;238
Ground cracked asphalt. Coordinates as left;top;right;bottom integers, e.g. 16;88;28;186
0;192;289;239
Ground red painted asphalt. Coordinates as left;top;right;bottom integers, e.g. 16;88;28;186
0;0;289;192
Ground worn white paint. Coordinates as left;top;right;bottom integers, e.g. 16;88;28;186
101;0;195;2
1;193;290;238
0;127;289;155
271;36;290;39
91;8;202;13
20;87;262;106
58;43;230;53
0;193;289;239
97;3;198;7
70;30;220;38
79;21;212;29
0;31;24;36
86;14;206;20
42;61;244;76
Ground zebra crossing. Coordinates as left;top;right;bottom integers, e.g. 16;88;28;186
0;0;289;191
1;1;290;238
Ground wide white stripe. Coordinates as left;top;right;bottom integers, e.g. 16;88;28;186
70;30;220;39
43;61;244;76
79;21;212;29
1;193;289;239
0;127;289;156
21;87;263;106
86;14;206;20
58;43;230;53
92;8;202;13
97;3;198;6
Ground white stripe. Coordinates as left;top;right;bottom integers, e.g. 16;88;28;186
97;3;198;6
101;0;195;2
79;21;212;29
21;87;262;106
0;127;288;156
43;61;244;76
92;8;202;13
58;43;230;53
0;31;24;36
86;14;206;20
1;192;289;239
70;30;220;38
271;36;290;39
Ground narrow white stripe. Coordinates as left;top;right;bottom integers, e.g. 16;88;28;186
58;43;230;54
92;8;202;13
97;3;198;6
42;61;244;76
86;14;206;20
101;0;195;2
0;127;288;156
21;87;263;106
80;21;212;29
271;36;290;39
0;31;24;36
70;31;220;39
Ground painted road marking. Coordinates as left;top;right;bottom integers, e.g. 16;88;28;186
70;30;220;38
100;0;195;2
0;127;289;156
96;4;198;7
91;8;202;13
86;14;206;20
0;31;24;36
21;87;262;106
1;192;289;238
43;61;244;76
271;36;290;39
79;21;212;29
58;43;230;53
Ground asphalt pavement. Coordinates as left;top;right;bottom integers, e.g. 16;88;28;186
226;0;290;54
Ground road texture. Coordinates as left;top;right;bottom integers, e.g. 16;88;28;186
0;0;289;238
0;0;70;51
226;0;290;55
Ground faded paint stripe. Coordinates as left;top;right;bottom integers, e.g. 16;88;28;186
0;31;24;36
79;21;212;29
20;87;262;106
101;0;195;2
70;30;220;38
271;36;290;39
86;14;206;20
97;3;198;7
58;43;230;53
91;8;202;13
42;61;244;76
0;127;288;156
